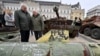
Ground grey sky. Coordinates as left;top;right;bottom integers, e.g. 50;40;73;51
37;0;100;13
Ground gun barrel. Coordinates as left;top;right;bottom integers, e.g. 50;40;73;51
53;6;60;19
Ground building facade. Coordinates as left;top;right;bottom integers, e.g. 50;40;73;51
71;9;84;20
70;2;85;20
87;5;100;18
0;0;84;20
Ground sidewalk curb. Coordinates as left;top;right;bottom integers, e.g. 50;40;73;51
79;34;99;43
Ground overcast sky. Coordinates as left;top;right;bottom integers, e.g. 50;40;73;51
37;0;100;13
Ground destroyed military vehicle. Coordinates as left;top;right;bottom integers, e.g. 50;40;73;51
80;16;100;39
43;6;81;38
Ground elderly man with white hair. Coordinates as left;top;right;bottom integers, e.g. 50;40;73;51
31;11;44;40
14;4;32;42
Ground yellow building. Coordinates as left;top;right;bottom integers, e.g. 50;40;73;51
71;9;84;20
70;2;85;20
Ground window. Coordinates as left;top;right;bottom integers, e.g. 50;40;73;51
45;9;47;12
8;7;10;10
64;10;66;13
17;7;19;10
48;9;50;12
48;16;49;19
44;9;45;12
29;8;30;11
59;10;60;13
6;7;9;9
41;9;43;12
71;12;73;14
10;7;12;10
68;10;69;14
46;15;48;18
32;8;34;10
71;16;73;19
66;10;68;13
51;10;53;12
31;7;33;11
61;10;62;13
49;15;51;18
12;7;14;10
80;13;81;15
47;9;48;12
43;9;45;12
60;10;62;13
75;7;77;10
63;10;65;13
14;7;15;10
61;10;64;13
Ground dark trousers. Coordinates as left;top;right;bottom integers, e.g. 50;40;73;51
34;31;42;40
20;30;30;42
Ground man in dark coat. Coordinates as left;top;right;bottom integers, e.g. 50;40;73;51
14;5;32;42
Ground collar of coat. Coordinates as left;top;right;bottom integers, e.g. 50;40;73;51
20;10;28;15
32;14;40;18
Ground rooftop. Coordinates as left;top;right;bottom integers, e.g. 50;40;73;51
35;1;61;6
0;0;81;9
71;2;81;8
88;5;100;13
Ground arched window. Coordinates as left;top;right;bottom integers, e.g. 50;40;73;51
13;7;15;10
66;10;67;13
10;7;11;10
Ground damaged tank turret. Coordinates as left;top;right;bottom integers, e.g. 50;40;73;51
43;6;81;38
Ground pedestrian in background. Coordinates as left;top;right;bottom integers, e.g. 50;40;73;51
0;8;3;27
0;9;6;27
0;16;2;27
14;4;32;42
4;10;15;27
74;17;82;37
31;11;44;40
2;10;6;27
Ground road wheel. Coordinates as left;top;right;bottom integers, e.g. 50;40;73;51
83;27;91;36
91;28;100;39
70;30;78;38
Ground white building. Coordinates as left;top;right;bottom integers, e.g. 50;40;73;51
59;5;71;19
0;0;84;20
3;1;40;15
87;5;100;18
34;1;71;19
1;0;72;20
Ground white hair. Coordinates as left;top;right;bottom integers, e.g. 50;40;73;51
20;3;28;8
